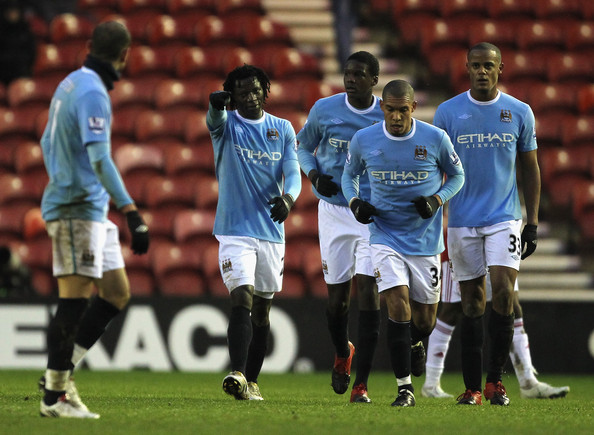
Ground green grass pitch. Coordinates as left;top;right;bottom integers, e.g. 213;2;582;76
1;370;592;434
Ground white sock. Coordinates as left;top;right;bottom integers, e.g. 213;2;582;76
510;318;538;388
71;343;88;368
424;319;455;387
45;369;70;392
397;375;412;388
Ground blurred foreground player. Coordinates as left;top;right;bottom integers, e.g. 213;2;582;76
208;65;301;401
296;51;382;403
38;21;150;418
342;80;464;406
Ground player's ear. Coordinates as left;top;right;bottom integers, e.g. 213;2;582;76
499;62;504;74
372;75;379;86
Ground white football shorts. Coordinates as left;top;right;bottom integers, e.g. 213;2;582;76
216;235;284;299
440;260;519;304
46;219;124;279
318;200;373;284
371;244;441;304
447;219;522;282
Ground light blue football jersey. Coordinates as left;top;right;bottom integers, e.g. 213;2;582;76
41;67;113;222
209;110;299;243
297;93;383;206
342;119;464;256
433;90;537;228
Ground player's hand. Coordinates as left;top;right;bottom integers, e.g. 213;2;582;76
310;171;339;197
411;196;440;219
126;210;150;255
269;194;295;223
520;224;538;259
209;91;231;110
349;198;377;224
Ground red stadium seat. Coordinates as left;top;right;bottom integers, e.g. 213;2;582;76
150;240;206;296
6;77;57;109
23;207;46;240
121;244;156;296
100;13;148;43
539;147;591;208
284;210;318;242
582;0;594;20
291;177;319;211
138;207;177;243
173;209;216;244
78;0;118;20
111;106;143;144
531;0;582;21
241;16;292;50
113;143;164;202
266;79;312;111
166;0;215;16
525;83;578;118
561;115;594;148
13;142;45;177
486;0;534;23
0;204;32;242
215;0;263;18
516;21;564;56
0;107;43;148
500;51;548;83
391;0;440;48
145;14;199;47
194;15;243;49
302;82;343;113
534;113;564;148
577;84;594;114
117;0;166;17
267;47;322;80
467;19;517;53
124;45;176;80
274;109;307;133
420;19;470;77
564;22;594;53
49;13;94;47
277;272;307;298
143;176;196;210
10;238;55;296
219;47;254;76
110;78;155;111
33;43;85;80
153;79;204;111
134;108;188;143
164;143;214;180
194;174;219;210
547;52;593;86
0;173;46;208
439;0;487;20
572;180;594;241
173;46;224;80
184;110;213;145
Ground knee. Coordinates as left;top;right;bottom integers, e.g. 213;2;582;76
230;286;253;310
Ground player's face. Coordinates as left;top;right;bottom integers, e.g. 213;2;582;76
233;77;264;119
466;48;503;101
343;60;377;107
380;94;416;137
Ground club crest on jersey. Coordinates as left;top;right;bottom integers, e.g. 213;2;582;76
414;145;427;161
500;109;512;123
222;258;233;274
267;128;280;141
88;117;105;134
374;267;382;283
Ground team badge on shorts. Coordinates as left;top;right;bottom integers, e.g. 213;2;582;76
374;267;382;283
322;260;328;275
81;250;95;267
222;258;233;274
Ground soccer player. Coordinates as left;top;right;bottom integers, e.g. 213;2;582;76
422;213;570;399
296;51;383;403
208;65;301;401
342;80;464;406
434;42;541;406
38;21;150;419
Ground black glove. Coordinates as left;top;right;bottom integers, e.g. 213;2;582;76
520;224;538;259
411;196;440;219
209;91;231;110
126;210;149;255
269;194;295;223
309;171;339;197
349;198;377;224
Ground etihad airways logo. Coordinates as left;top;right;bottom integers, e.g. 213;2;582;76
328;137;349;152
457;132;514;148
235;144;281;165
370;169;429;184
